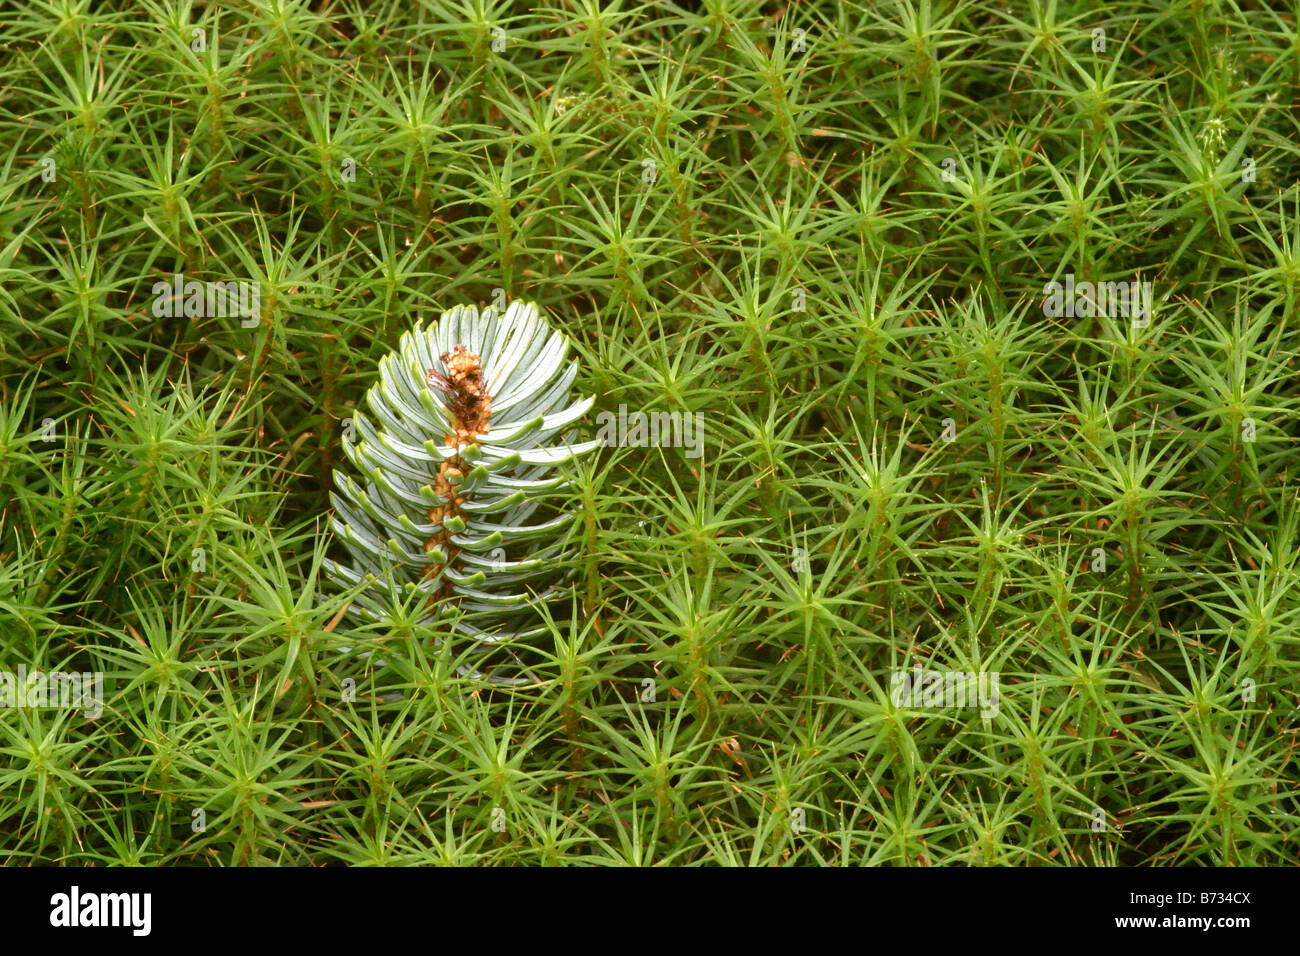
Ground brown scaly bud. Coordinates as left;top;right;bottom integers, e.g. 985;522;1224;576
421;345;493;591
427;345;492;446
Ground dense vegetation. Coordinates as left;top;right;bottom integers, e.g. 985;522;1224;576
0;0;1296;864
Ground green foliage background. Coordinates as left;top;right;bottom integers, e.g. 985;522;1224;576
0;0;1297;864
